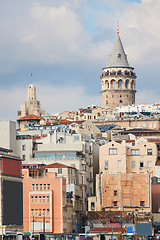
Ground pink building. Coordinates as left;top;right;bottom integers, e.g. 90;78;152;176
22;168;68;234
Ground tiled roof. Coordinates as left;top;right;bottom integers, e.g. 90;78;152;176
18;114;43;120
88;227;125;233
43;163;72;169
108;34;130;68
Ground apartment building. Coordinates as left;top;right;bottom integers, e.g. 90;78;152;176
88;137;156;213
99;137;157;176
0;147;23;234
16;126;99;220
22;168;73;234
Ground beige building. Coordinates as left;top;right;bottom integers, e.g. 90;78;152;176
101;25;136;109
88;137;156;213
99;137;157;176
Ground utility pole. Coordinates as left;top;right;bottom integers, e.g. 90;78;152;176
33;216;34;240
43;216;45;234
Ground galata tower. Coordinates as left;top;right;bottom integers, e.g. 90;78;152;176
101;24;136;109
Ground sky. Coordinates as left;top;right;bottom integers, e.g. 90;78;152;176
0;0;160;120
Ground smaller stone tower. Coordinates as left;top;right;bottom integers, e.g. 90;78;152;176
17;76;45;119
101;24;136;110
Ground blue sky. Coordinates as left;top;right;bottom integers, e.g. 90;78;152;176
0;0;160;120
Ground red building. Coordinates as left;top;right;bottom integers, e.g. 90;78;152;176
0;147;23;234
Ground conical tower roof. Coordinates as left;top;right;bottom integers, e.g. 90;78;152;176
108;31;130;68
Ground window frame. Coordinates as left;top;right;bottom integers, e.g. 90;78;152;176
109;148;117;155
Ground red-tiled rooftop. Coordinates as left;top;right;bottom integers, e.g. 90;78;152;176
88;227;125;233
18;114;43;120
43;163;75;169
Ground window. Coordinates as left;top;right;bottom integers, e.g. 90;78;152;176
68;168;70;174
89;158;92;165
132;161;136;168
22;145;26;151
22;155;25;160
39;196;42;204
118;81;122;88
142;123;146;127
58;168;62;174
82;176;84;184
114;190;117;196
140;162;144;168
140;201;145;207
74;135;79;141
43;209;45;216
31;209;34;216
47;184;50;190
147;149;152;155
149;122;152;128
131;149;139;155
39;209;42;216
32;184;35;191
36;184;38;190
35;209;38;216
43;196;45;204
47;196;50;203
40;184;42;190
153;122;156;129
138;123;141;127
91;202;95;210
31;196;34;204
148;161;152;167
109;148;117;155
113;201;117;206
105;160;108;169
117;160;121;168
47;209;50;216
44;184;46;190
35;196;38;204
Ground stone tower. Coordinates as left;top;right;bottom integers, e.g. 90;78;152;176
17;78;45;119
101;25;136;110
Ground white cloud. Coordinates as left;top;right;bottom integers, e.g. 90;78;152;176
136;89;160;104
0;84;101;121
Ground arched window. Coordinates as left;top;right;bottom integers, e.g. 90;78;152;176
120;100;122;104
105;80;109;88
111;80;116;89
125;80;129;89
118;80;122;89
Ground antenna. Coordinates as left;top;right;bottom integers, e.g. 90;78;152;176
30;73;32;84
117;21;119;35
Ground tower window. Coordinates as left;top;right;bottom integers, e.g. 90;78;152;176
125;81;128;89
118;53;121;58
118;81;122;88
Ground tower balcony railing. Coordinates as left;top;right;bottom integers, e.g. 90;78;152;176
101;72;136;78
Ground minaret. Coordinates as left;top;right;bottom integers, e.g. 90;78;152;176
101;23;136;109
